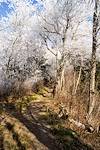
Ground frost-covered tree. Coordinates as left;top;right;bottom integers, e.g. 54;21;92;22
38;0;90;96
0;0;46;95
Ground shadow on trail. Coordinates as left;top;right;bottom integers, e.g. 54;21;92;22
4;103;94;150
50;127;93;150
4;103;59;150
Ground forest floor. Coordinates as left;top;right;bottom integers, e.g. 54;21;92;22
0;89;100;150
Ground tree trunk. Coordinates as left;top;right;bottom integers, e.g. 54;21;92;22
55;59;65;94
55;32;68;94
88;0;98;118
74;57;83;95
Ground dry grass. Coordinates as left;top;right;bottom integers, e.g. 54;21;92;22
4;115;48;150
3;127;19;150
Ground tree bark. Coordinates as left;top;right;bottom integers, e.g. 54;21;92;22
88;0;98;118
74;57;83;95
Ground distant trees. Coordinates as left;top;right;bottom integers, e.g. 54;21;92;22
1;41;46;97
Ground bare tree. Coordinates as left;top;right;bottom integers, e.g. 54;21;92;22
88;0;100;120
39;0;83;96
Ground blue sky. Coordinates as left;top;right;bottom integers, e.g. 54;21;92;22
0;0;38;17
0;2;12;17
0;0;91;23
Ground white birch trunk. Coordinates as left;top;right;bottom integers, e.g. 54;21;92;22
88;0;98;119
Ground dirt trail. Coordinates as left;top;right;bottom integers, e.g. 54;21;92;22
1;98;97;150
2;101;60;150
